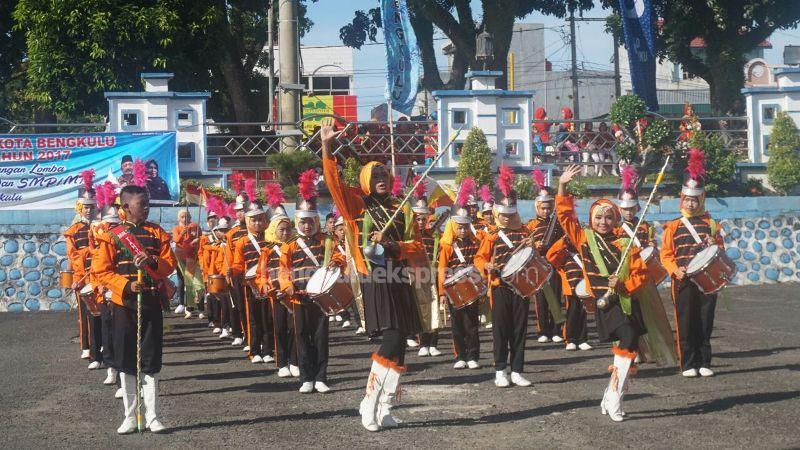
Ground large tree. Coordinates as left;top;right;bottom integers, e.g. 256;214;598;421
605;0;800;115
340;0;592;91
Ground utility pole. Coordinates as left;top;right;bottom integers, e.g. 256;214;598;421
278;0;301;151
568;6;580;120
613;32;621;98
267;1;275;123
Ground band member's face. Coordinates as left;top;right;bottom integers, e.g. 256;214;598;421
122;193;150;222
682;196;700;214
121;161;133;175
468;205;478;220
370;167;389;194
620;205;638;222
276;220;292;242
536;201;554;219
334;224;345;240
497;213;513;228
298;217;317;235
236;210;245;222
484;212;495;225
247;213;267;233
81;205;95;220
414;214;426;229
213;229;227;240
326;217;335;231
178;211;190;225
207;217;218;229
591;208;617;234
455;223;469;240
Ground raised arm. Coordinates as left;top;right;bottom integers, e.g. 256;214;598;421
555;165;586;252
321;123;364;221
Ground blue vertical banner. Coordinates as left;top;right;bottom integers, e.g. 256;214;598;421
619;0;659;111
381;0;421;115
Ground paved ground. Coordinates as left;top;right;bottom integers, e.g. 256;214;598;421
1;284;799;449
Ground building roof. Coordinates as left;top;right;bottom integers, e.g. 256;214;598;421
432;89;534;98
104;92;211;99
690;37;772;49
140;72;175;79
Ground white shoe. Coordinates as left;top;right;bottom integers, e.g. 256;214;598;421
537;335;550;343
231;337;243;346
87;361;101;370
103;368;118;385
467;360;481;369
289;365;300;377
277;367;291;378
198;313;205;320
80;349;91;359
147;418;166;433
428;347;442;357
510;372;532;387
114;387;124;399
578;342;593;351
174;305;185;314
699;367;715;377
208;321;215;328
335;315;343;322
242;345;250;352
212;327;222;334
565;343;577;351
495;370;510;388
328;316;334;322
355;327;366;336
314;381;331;393
251;355;263;363
552;336;564;343
453;360;467;369
262;355;275;363
634;354;641;364
220;329;230;338
116;418;136;434
299;382;314;393
418;347;430;357
682;368;699;378
184;310;192;319
406;339;419;348
342;320;351;328
485;323;493;329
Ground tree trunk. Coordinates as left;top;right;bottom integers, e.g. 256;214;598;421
483;4;516;90
410;12;445;91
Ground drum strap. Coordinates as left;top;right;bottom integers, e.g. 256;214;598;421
621;223;642;248
497;230;514;249
273;244;282;257
297;237;320;267
571;252;584;269
452;242;466;264
470;223;478;236
680;217;703;244
248;233;263;256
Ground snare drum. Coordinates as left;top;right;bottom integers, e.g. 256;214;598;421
574;279;596;313
244;266;264;299
60;270;74;289
305;267;354;316
500;247;552;298
640;246;668;286
686;245;736;294
443;266;486;310
208;274;228;294
79;284;101;316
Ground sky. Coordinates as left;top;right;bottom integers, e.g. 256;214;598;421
302;0;800;120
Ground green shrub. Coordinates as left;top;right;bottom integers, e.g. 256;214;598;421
514;174;536;200
343;157;362;187
455;127;493;186
609;95;646;129
643;118;671;149
767;112;800;195
266;150;321;187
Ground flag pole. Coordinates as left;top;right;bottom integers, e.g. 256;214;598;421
388;100;397;176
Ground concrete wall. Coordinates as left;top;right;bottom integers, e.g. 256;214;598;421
1;198;799;312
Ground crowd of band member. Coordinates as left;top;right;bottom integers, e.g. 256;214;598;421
64;122;727;433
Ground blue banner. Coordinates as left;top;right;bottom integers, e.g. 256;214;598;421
0;131;178;209
381;0;421;115
619;0;659;111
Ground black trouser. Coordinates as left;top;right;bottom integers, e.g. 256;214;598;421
100;301;114;364
207;293;221;324
273;301;297;368
293;303;329;383
419;330;439;348
491;286;530;373
110;299;163;375
450;302;480;362
246;288;274;358
229;277;245;338
77;299;90;350
613;322;639;352
197;291;206;314
377;328;407;366
564;295;588;344
673;281;717;370
534;284;560;338
175;268;186;306
86;304;103;363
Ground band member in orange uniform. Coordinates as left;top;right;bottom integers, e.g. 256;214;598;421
411;187;442;357
196;206;219;322
173;209;201;319
205;217;229;334
224;194;250;345
661;149;724;378
556;164;648;422
92;185;176;434
546;236;591;351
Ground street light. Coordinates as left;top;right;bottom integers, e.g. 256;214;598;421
476;30;494;70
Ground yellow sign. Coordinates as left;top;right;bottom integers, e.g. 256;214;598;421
302;95;334;134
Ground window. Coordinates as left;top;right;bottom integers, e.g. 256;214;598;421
762;104;780;124
175;109;195;128
331;76;350;91
121;110;141;131
314;77;331;90
306;76;351;95
451;109;470;128
762;134;770;156
501;108;521;127
451;142;465;160
503;140;523;158
178;142;195;162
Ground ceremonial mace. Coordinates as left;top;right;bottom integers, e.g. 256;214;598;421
135;269;144;433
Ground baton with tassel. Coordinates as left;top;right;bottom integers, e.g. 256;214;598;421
135;269;144;433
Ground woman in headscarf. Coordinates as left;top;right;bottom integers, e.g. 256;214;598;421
320;119;423;432
556;164;649;422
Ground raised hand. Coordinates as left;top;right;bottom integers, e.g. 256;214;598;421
559;164;582;186
320;117;343;156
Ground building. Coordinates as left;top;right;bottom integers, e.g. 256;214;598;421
742;66;800;164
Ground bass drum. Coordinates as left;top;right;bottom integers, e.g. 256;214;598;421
686;245;736;294
500;247;552;298
443;266;486;310
640;246;668;286
306;266;354;316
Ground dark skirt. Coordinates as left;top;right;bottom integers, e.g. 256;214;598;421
110;298;164;375
594;293;646;343
361;259;422;336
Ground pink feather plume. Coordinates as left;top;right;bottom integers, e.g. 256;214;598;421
81;169;95;193
457;177;477;207
413;175;427;199
532;168;546;190
244;178;257;203
621;165;638;191
133;159;147;187
298;169;318;200
391;175;404;196
264;182;285;208
479;185;493;203
498;164;514;198
686;148;707;181
94;181;117;208
226;202;236;218
230;171;244;194
205;196;223;217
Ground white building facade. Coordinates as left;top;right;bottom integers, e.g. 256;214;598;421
742;67;800;164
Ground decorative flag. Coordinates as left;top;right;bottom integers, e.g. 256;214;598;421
619;0;659;111
185;183;203;206
381;0;421;115
425;176;454;208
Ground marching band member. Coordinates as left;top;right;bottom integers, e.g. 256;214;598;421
206;217;230;334
661;149;724;378
321;121;423;431
64;170;99;365
412;184;441;357
172;209;202;319
438;197;481;370
546;236;591;350
474;165;534;389
478;185;495;231
232;201;273;364
196;206;220;322
258;190;299;378
92;185;176;433
525;169;565;344
556;164;648;422
278;170;345;393
331;214;362;331
224;193;250;345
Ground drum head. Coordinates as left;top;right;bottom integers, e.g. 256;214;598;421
501;247;532;278
640;246;656;261
447;266;475;284
209;274;224;280
306;267;341;295
686;245;718;275
575;279;589;298
80;284;93;295
245;265;258;279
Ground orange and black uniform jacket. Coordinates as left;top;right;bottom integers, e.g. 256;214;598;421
615;219;653;246
64;221;93;281
437;237;479;296
660;214;724;278
420;227;436;262
231;232;268;277
91;221;176;307
198;233;214;281
474;228;530;287
256;242;284;298
545;236;584;296
279;233;345;304
225;223;249;271
526;215;564;254
555;195;648;299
